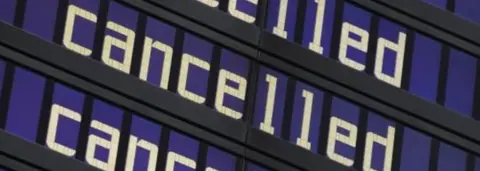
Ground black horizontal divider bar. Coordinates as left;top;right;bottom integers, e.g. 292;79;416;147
140;0;259;47
371;0;480;48
122;0;480;154
0;154;42;171
346;0;480;57
137;0;261;47
259;34;480;155
246;128;357;170
0;130;100;171
253;50;480;155
145;0;480;59
0;22;352;171
141;0;262;47
122;0;259;58
0;25;250;165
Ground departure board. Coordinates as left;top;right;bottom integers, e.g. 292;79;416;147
0;57;271;171
0;43;479;171
0;0;479;171
190;0;480;122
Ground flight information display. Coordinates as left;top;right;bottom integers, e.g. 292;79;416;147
0;43;479;171
1;0;480;170
191;0;480;121
0;58;270;171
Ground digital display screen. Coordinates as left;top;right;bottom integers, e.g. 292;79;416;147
1;0;479;170
0;58;271;171
192;0;480;120
264;0;480;119
0;53;479;171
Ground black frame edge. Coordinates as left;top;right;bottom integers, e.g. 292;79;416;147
0;155;42;171
122;0;259;58
346;0;480;58
0;43;249;170
131;0;480;60
256;46;480;155
125;0;480;148
131;0;480;147
243;149;303;171
0;21;247;144
0;131;100;171
246;129;356;171
372;0;480;47
0;22;355;171
145;0;261;47
55;0;480;149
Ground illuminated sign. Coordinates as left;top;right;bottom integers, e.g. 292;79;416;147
1;53;479;171
0;59;270;171
1;0;479;170
191;0;480;120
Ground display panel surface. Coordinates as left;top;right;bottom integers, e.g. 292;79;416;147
1;0;480;170
0;58;273;171
262;0;480;120
190;0;480;121
0;46;479;171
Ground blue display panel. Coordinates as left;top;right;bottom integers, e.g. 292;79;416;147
399;128;431;171
22;0;60;40
4;67;45;142
3;0;480;170
191;0;480;46
0;0;16;25
265;0;299;42
206;146;237;170
141;16;176;90
2;58;480;170
0;63;251;171
7;0;480;120
260;0;480;120
3;0;480;123
127;115;162;171
252;66;288;137
177;33;213;105
327;97;361;167
288;81;324;152
191;0;480;120
301;0;336;56
454;0;480;23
